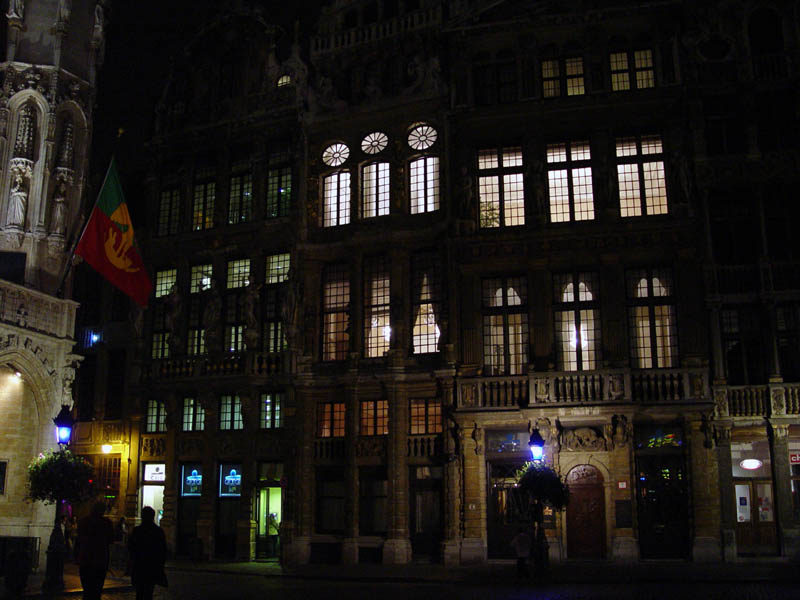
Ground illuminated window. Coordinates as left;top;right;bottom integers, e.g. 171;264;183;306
410;399;442;434
323;171;351;226
322;143;349;167
263;285;285;353
146;400;167;433
553;272;601;371
226;259;250;289
260;392;283;429
610;49;655;91
547;141;594;222
364;257;391;358
219;395;243;430
318;402;345;437
412;254;441;354
266;150;292;218
408;123;437;150
362;162;390;218
478;147;525;228
155;269;177;298
277;75;292;87
157;187;180;236
182;397;205;431
266;253;290;284
190;264;213;294
360;399;388;436
362;132;388;155
228;172;253;224
192;175;215;231
482;277;528;375
542;57;584;97
616;135;667;217
323;264;350;361
627;268;677;368
409;156;439;214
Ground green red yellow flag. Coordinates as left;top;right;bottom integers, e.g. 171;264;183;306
76;159;152;306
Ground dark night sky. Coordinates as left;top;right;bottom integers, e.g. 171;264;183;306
91;1;320;205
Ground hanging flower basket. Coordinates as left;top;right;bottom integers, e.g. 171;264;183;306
27;449;97;505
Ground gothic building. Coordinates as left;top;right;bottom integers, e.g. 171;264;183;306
0;1;108;569
123;0;799;566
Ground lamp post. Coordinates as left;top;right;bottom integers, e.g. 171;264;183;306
528;428;545;462
42;405;74;592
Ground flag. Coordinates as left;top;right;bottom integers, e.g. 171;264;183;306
76;159;152;307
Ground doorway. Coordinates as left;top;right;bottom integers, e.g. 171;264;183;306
635;453;690;558
409;466;442;558
734;480;777;555
255;487;282;559
487;461;530;559
566;465;605;558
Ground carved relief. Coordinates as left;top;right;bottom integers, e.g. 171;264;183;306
690;373;705;400
562;427;606;452
714;389;729;418
355;437;386;458
771;388;786;417
606;374;624;400
611;415;631;448
566;464;602;485
141;436;166;458
534;378;549;403
471;423;483;455
460;383;477;408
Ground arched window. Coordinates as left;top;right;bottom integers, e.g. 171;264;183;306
482;276;528;375
554;273;600;371
626;268;677;368
408;122;439;215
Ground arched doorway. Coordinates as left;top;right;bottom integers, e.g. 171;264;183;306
566;464;605;558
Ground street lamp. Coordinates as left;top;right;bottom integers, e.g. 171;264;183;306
43;405;74;592
528;428;545;462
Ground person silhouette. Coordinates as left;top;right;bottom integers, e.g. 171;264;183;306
127;506;167;600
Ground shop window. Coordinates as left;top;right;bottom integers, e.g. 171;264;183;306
181;464;203;496
553;272;601;371
260;392;283;429
145;399;167;433
227;171;252;224
157;187;180;236
616;135;668;217
731;440;773;523
182;397;205;431
363;256;391;358
219;395;243;430
790;432;800;520
412;253;442;354
322;264;350;361
219;463;242;497
478;147;525;228
317;402;345;438
482;276;529;375
360;399;388;436
546;141;594;222
626;268;677;368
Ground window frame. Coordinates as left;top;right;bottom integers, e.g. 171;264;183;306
481;276;529;376
182;397;205;432
317;402;346;438
260;392;283;429
219;394;244;431
546;141;595;223
145;399;167;433
266;151;292;219
615;135;668;217
610;48;655;92
409;398;443;435
408;155;440;214
626;267;678;369
227;171;253;225
477;147;525;228
553;272;602;371
322;264;350;361
363;256;391;358
541;56;585;98
192;177;216;231
361;161;391;219
412;253;442;355
323;170;352;227
157;187;181;237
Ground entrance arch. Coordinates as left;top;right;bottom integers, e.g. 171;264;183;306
566;464;605;558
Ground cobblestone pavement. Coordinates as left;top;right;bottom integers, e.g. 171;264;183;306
41;570;800;600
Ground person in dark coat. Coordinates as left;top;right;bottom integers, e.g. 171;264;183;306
75;501;114;600
127;506;167;600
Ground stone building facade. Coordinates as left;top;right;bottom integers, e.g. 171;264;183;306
0;0;108;568
130;0;800;565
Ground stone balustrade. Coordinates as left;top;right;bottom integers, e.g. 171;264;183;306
0;279;77;339
144;351;288;381
456;367;710;410
716;383;800;418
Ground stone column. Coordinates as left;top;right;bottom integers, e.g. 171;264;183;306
769;422;799;559
460;422;487;563
765;302;782;382
438;374;462;565
687;417;721;561
384;380;411;563
285;380;314;565
195;392;217;560
709;303;726;382
715;423;736;561
341;380;360;564
124;414;143;521
608;414;637;560
159;394;179;553
235;460;256;561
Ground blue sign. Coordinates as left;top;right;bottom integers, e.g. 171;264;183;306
219;464;242;497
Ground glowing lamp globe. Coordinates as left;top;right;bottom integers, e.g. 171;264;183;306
53;405;74;446
528;429;545;461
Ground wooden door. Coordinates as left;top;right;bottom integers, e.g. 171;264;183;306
566;465;605;558
734;480;777;555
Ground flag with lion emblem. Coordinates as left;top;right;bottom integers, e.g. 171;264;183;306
76;159;152;307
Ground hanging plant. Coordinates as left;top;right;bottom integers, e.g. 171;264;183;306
514;461;569;510
27;449;97;505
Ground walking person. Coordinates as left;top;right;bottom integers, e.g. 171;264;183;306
510;526;532;580
75;501;114;600
128;506;168;600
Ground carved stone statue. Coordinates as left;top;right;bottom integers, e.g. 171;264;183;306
527;158;547;216
562;427;606;451
281;269;301;351
92;3;104;47
49;181;68;236
612;415;631;448
58;0;71;24
242;282;261;350
7;172;28;228
165;284;183;352
6;0;24;20
202;283;222;350
456;166;475;220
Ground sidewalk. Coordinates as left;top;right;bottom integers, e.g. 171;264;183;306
5;556;799;597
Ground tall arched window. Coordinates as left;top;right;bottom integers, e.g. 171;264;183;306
408;123;439;214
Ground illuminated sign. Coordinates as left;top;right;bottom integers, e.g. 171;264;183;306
181;464;202;497
219;464;242;497
790;453;800;464
143;464;166;483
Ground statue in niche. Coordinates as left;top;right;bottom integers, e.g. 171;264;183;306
612;415;631;448
526;158;547;216
456;166;475;220
92;3;104;46
165;284;183;352
58;0;71;24
281;269;301;351
7;172;28;228
202;282;222;350
49;181;68;236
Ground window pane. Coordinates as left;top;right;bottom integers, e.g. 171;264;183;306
410;157;440;214
503;173;525;226
643;161;667;215
190;265;213;293
226;259;250;289
266;253;290;284
572;167;594;221
617;164;642;217
324;172;351;227
362;162;390;218
479;175;500;228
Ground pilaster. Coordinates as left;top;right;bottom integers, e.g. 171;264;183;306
384;380;411;563
715;423;736;561
687;417;721;561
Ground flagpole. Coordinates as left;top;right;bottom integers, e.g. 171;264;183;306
55;157;116;299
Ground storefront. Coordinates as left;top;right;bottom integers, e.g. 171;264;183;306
255;462;283;559
177;463;203;556
141;463;166;524
216;463;242;558
731;433;777;556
